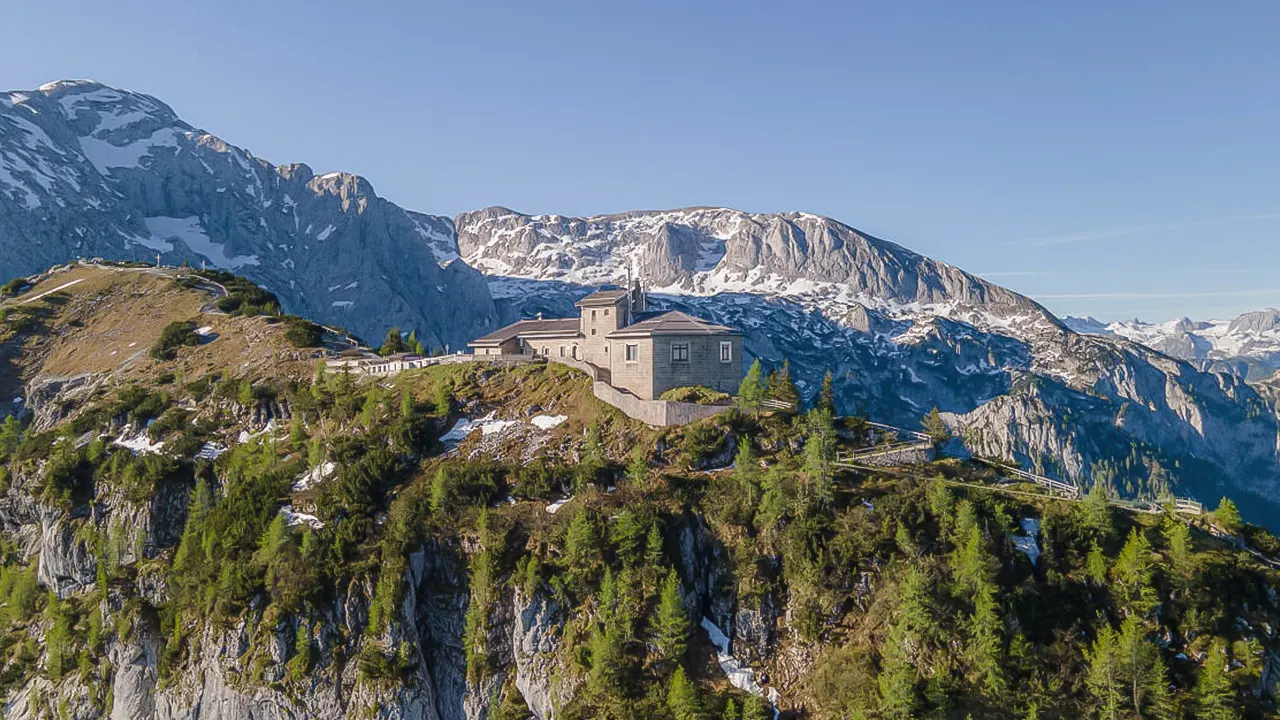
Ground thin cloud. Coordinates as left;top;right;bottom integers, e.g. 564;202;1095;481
1035;288;1280;301
1014;213;1280;247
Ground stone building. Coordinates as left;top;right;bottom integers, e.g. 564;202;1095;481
467;281;743;400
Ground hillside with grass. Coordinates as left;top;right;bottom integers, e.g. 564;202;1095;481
0;264;1278;719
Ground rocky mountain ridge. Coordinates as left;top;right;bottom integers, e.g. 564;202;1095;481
0;80;499;350
451;206;1280;524
3;81;1280;524
1066;310;1280;381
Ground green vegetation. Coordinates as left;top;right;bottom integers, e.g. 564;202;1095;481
659;386;731;405
0;313;1278;720
150;320;200;360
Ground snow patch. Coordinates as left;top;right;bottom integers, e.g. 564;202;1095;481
115;430;164;455
1012;517;1041;566
143;216;259;269
294;461;337;492
280;504;324;529
530;414;568;430
545;497;572;514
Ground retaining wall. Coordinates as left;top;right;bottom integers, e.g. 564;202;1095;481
844;442;936;467
591;381;730;427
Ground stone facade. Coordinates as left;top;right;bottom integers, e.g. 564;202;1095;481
467;282;743;401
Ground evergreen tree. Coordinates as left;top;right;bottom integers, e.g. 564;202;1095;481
399;388;414;418
1162;517;1194;596
668;666;702;720
654;571;688;663
1112;529;1158;616
968;576;1005;697
1082;481;1114;541
878;621;918;720
721;698;738;720
736;360;766;416
733;438;760;506
1085;625;1124;720
741;696;767;720
1213;497;1243;534
920;407;950;444
563;508;600;587
816;370;836;415
380;327;405;356
626;447;649;485
767;360;799;410
1194;640;1237;720
1086;542;1109;586
645;523;665;568
1117;616;1172;719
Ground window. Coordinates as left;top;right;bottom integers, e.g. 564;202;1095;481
592;309;597;320
671;343;689;362
591;329;597;336
572;345;578;359
719;341;732;363
559;346;565;357
625;343;639;362
604;308;609;316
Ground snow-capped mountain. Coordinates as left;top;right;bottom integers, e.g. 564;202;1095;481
1066;310;1280;380
455;206;1280;522
0;80;497;349
3;81;1280;523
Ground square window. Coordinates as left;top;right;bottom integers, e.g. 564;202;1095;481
671;343;689;362
719;341;732;363
625;344;638;362
591;329;597;336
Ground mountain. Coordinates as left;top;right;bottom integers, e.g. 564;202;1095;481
0;80;498;350
3;81;1280;525
2;266;1279;718
453;206;1280;524
1066;311;1280;381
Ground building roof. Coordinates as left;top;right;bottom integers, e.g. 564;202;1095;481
606;311;740;338
467;318;581;346
575;288;630;307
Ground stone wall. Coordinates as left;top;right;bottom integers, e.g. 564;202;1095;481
843;442;936;467
648;335;743;397
592;381;730;427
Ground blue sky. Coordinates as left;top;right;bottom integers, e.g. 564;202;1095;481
5;1;1280;321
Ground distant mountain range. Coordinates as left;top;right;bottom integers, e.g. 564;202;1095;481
1066;311;1280;381
3;80;1280;523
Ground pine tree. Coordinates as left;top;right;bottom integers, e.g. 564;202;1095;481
405;329;419;354
736;360;766;416
1213;497;1243;534
1085;625;1124;720
645;523;665;568
1112;529;1158;616
399;388;414;418
627;447;649;485
429;468;450;516
1083;481;1113;537
968;576;1006;697
878;620;918;719
564;508;600;586
1117;616;1172;719
742;696;767;720
733;437;760;506
816;370;836;415
921;407;949;444
1163;517;1194;596
721;698;738;720
380;327;405;355
1086;542;1109;586
767;359;799;410
667;666;702;720
654;571;688;663
1195;640;1237;720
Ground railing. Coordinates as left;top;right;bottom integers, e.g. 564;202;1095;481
973;457;1080;499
